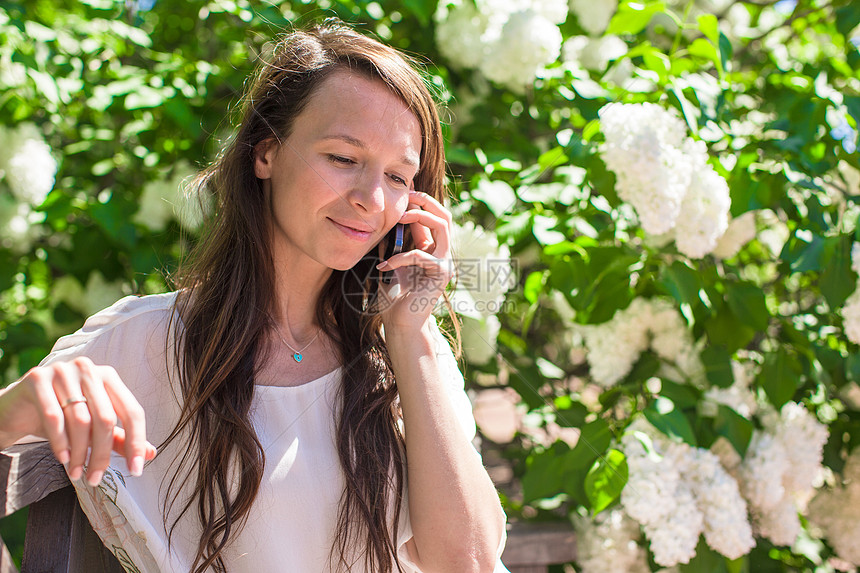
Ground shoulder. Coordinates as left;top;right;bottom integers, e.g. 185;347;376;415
46;291;180;361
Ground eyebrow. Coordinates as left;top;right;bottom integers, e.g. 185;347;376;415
320;134;420;168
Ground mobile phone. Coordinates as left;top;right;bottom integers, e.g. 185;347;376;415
381;223;405;284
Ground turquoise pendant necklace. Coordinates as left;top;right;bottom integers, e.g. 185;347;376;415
272;322;320;363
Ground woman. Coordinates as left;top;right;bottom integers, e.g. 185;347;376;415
0;20;507;573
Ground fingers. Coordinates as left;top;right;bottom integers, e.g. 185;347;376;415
18;359;152;486
401;191;452;257
76;357;116;486
101;365;149;476
111;427;156;461
377;249;455;286
399;209;449;256
26;369;70;465
52;361;91;481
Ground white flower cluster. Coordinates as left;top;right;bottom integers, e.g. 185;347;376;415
702;360;758;419
841;242;860;344
712;211;757;259
574;509;649;573
620;418;754;566
133;161;201;232
598;103;731;258
563;34;628;72
0;123;58;206
808;448;860;566
737;402;828;546
53;271;128;317
569;0;617;36
435;0;565;92
581;297;700;388
0;193;45;251
445;220;515;364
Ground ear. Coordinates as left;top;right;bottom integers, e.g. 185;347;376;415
253;138;277;179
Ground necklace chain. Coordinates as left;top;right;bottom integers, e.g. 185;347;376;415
271;321;320;364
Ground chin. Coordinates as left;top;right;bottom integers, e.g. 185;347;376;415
328;256;367;272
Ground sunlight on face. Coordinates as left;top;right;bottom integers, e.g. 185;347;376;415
254;69;423;274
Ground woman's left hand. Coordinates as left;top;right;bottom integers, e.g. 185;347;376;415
375;190;455;332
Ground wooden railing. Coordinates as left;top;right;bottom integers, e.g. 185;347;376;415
0;442;576;572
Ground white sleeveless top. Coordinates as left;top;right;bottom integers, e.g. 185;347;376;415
37;292;509;572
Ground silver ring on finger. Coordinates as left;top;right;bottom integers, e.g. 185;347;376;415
61;396;88;408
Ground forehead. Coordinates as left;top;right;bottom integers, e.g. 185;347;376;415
291;69;423;163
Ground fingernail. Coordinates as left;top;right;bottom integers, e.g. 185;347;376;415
129;456;144;477
57;449;70;465
69;465;83;481
87;470;104;487
376;261;389;270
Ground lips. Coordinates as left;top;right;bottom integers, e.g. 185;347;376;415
329;218;372;232
328;218;373;240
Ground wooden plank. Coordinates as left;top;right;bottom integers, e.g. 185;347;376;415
0;533;19;573
70;494;124;573
0;443;69;518
502;521;577;567
21;487;75;572
16;481;124;573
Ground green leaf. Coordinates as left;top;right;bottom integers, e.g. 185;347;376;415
521;442;570;503
725;281;769;331
845;96;860;130
585;449;628;514
538;146;569;172
784;233;825;272
125;86;169;110
701;345;733;388
658;380;700;409
0;250;18;292
669;83;700;134
642;49;670;80
402;0;435;25
847;353;860;383
758;349;801;409
644;397;697;446
718;31;733;72
713;405;753;457
606;1;665;35
523;271;546;304
27;69;60;105
679;539;726;573
820;236;856;308
508;363;546;410
555;401;590;428
688;38;721;71
697;14;719;44
567;419;612;470
661;260;704;309
836;4;860;37
705;308;755;353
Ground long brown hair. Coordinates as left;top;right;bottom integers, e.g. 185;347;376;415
160;19;460;573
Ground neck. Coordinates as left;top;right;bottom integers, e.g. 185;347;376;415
270;240;333;342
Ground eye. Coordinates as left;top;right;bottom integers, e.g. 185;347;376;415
388;173;408;186
328;154;355;165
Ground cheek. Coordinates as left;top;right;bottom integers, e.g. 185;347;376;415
393;193;410;216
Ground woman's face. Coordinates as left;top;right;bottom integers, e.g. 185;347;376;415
254;69;423;273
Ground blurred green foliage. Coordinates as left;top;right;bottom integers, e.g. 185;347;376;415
1;0;860;570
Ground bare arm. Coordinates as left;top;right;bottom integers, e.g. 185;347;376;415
387;321;505;573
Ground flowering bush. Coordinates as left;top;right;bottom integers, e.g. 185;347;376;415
2;0;860;571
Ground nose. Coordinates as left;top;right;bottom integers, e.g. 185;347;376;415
348;167;386;214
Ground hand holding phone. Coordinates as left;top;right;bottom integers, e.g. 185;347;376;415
381;223;405;284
